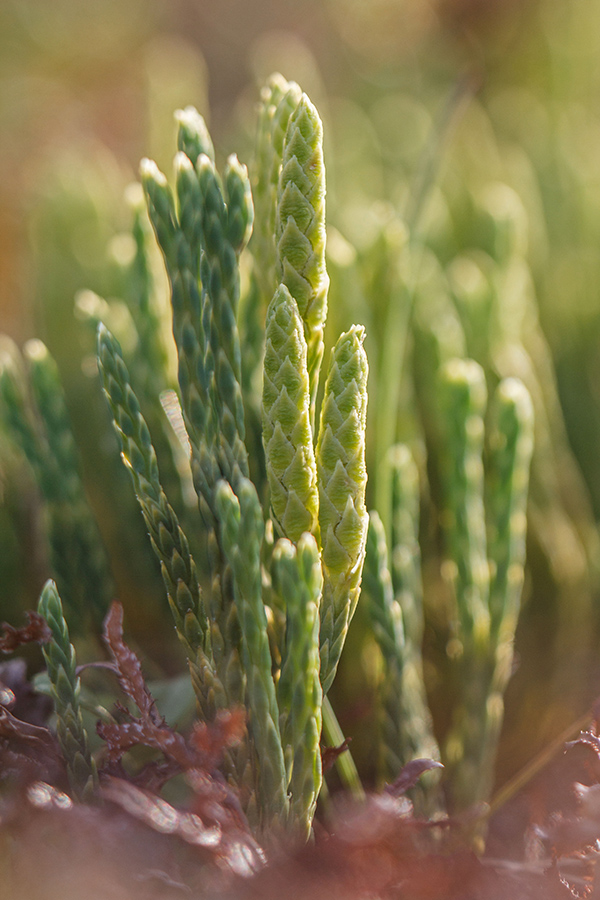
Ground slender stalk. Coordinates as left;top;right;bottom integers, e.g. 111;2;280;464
321;695;365;801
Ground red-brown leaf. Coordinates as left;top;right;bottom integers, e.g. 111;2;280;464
189;707;246;766
0;706;64;786
101;776;263;876
102;602;162;724
0;611;51;653
97;718;192;768
321;738;352;773
384;758;444;798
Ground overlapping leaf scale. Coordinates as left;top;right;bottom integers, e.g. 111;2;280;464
276;96;329;414
316;326;368;693
262;284;318;542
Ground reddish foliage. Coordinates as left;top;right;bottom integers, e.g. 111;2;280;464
98;603;245;771
0;780;586;900
97;602;256;860
534;724;600;887
189;706;247;765
385;758;445;798
0;705;65;786
102;602;162;724
0;658;52;725
3;598;600;897
567;731;600;761
126;757;181;792
0;611;51;653
237;794;577;900
0;780;239;900
322;737;352;773
102;776;263;876
97;717;191;767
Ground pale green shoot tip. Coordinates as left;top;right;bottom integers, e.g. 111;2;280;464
139;157;167;185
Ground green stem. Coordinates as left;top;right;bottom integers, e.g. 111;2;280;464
321;695;365;802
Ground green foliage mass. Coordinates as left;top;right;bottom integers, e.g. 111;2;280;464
0;72;539;836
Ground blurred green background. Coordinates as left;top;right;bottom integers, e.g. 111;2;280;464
3;0;600;815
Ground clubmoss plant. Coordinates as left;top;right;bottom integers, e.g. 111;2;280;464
124;87;367;833
0;339;112;631
362;445;440;809
37;579;97;800
0;73;535;848
437;360;534;813
97;324;225;721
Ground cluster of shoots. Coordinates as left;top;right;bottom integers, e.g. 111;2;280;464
0;73;535;843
